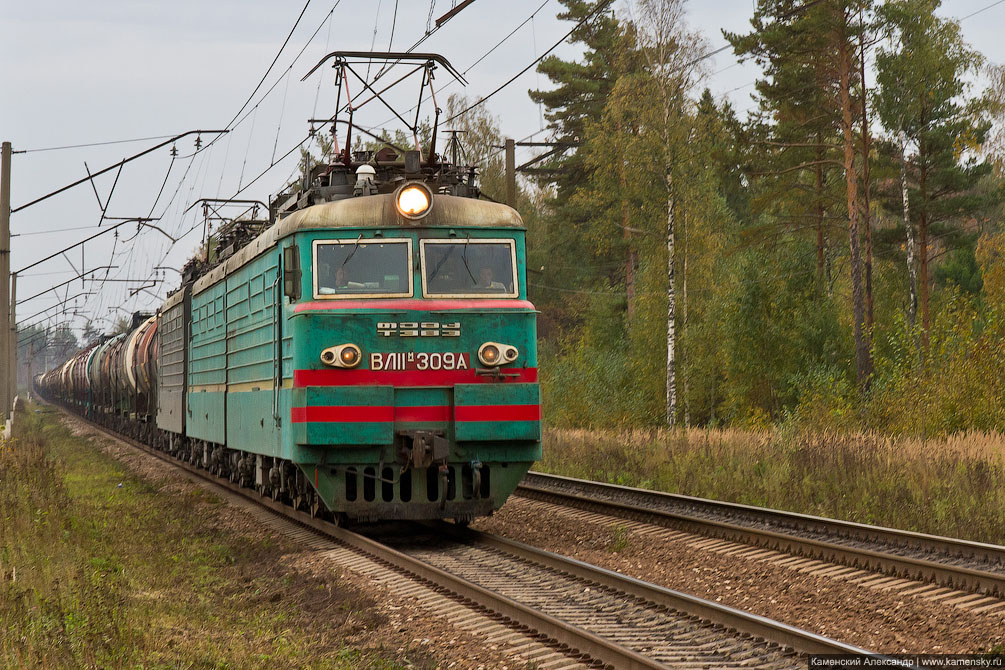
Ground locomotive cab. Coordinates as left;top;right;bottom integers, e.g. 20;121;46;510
280;190;540;522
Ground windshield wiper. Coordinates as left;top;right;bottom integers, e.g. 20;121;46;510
461;236;477;285
428;244;457;280
340;233;364;269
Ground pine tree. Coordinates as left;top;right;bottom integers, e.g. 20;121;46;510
874;0;996;346
726;1;846;280
530;0;623;201
527;2;637;339
728;0;874;387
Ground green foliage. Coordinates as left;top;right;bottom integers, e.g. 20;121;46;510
863;287;1005;435
935;245;983;295
526;0;1005;435
722;242;850;423
530;0;625;203
725;0;861;272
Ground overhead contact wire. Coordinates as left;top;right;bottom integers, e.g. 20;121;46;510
205;0;314;155
445;0;614;124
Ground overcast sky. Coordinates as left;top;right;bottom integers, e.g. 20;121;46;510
2;0;1002;339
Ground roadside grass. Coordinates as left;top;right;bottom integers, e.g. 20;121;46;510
538;427;1005;545
0;406;433;669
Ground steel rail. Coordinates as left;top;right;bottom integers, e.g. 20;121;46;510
439;524;872;657
41;402;876;668
518;472;1005;596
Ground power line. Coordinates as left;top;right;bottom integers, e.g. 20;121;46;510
52;1;552;322
11;225;97;237
369;0;552;133
226;0;346;143
961;0;1005;20
15;134;179;155
157;0;348;217
445;0;615;124
365;0;385;80
467;0;552;76
387;0;400;52
11;130;226;214
221;0;313;137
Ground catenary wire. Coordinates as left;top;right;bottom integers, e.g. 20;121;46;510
16;134;179;154
211;0;313;150
445;0;615;124
961;0;1005;20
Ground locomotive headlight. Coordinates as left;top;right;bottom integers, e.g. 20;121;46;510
478;342;519;367
395;183;432;219
321;344;362;368
479;344;500;366
339;346;361;366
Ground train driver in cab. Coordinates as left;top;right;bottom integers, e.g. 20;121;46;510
318;262;365;295
477;266;506;291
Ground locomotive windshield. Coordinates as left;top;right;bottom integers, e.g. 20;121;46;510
420;239;518;298
313;238;412;298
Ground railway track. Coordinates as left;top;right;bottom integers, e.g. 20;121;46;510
517;472;1005;601
50;405;875;669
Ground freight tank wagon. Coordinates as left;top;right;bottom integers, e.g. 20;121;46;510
172;181;540;523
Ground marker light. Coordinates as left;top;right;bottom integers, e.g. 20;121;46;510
395;183;432;219
478;342;519;367
320;344;362;368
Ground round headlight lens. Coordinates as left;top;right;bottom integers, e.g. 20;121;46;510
340;346;360;366
397;185;430;217
479;344;500;366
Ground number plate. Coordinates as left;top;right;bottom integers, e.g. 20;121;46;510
369;352;471;371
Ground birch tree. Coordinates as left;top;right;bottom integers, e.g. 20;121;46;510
634;0;706;425
898;130;919;328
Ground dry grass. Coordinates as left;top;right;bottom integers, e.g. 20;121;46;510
0;406;433;669
539;427;1005;544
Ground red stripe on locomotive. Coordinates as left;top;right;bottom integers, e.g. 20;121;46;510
290;404;540;423
292;368;538;387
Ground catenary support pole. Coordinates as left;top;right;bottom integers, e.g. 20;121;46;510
9;272;16;408
1;141;12;423
505;138;516;209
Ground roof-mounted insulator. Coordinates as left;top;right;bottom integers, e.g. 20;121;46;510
353;165;378;197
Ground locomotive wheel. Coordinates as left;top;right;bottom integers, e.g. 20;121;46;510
309;494;323;519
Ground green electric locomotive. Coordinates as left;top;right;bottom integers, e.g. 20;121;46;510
167;172;540;522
